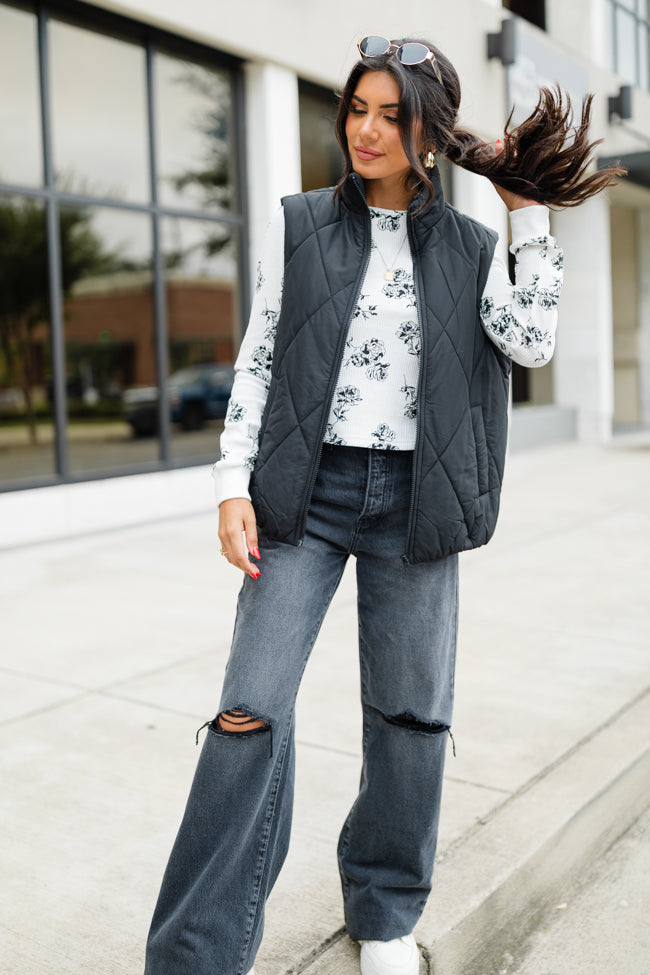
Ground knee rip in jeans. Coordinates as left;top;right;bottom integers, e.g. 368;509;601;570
196;707;273;756
384;712;456;756
217;708;269;734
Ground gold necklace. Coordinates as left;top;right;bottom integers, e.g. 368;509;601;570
374;230;408;282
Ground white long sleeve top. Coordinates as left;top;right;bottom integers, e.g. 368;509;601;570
212;203;563;505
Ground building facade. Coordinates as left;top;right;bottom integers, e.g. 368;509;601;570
1;0;649;543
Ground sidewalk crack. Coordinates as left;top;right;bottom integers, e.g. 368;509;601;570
286;926;348;974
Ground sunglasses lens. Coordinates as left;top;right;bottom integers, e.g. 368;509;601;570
359;35;391;57
396;42;429;64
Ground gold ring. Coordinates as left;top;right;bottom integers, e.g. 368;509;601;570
220;549;228;557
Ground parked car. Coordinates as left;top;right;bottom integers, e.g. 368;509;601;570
123;363;234;436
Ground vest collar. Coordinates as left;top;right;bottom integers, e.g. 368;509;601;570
342;166;446;230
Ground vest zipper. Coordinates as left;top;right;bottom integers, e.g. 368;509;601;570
296;191;373;543
403;213;425;565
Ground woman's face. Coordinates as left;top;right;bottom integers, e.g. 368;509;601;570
345;71;413;187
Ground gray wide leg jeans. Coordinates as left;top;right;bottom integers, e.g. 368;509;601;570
145;444;459;975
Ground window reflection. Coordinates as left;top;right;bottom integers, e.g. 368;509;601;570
299;81;341;192
49;20;149;202
0;196;54;482
161;217;239;460
59;206;156;474
616;8;639;84
0;4;42;187
0;2;243;491
155;53;235;213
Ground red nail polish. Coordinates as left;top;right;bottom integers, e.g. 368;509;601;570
251;569;261;580
496;138;502;149
252;546;261;559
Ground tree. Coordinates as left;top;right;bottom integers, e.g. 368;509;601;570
0;198;120;445
165;62;234;260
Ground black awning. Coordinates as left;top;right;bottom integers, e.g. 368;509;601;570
599;151;650;191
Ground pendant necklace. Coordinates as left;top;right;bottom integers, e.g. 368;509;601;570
374;230;408;282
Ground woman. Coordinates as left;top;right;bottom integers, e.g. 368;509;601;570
145;36;622;975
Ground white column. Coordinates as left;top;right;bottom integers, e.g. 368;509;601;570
244;62;302;291
552;196;614;442
638;208;650;427
452;167;509;264
589;0;611;69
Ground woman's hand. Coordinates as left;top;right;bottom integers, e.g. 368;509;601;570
218;498;261;579
491;137;539;211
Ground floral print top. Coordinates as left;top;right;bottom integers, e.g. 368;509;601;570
213;204;563;504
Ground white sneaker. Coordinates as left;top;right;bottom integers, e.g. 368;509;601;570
360;934;419;975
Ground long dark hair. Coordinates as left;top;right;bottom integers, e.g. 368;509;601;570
334;38;625;211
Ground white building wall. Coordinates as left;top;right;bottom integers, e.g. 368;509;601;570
611;206;641;426
452;167;509;263
96;0;506;109
639;209;650;427
546;0;610;68
553;196;615;442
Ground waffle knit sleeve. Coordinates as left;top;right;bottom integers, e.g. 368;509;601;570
479;205;563;368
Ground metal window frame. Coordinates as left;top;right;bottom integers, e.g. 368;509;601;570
0;0;249;493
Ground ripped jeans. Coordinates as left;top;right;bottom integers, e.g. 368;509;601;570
145;444;459;975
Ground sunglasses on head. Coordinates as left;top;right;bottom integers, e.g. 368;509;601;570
357;35;443;85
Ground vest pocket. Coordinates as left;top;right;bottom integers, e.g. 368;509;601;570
471;406;490;496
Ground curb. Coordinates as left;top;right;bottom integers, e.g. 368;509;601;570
293;690;650;975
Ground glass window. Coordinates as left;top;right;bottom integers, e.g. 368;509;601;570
0;1;244;493
0;195;55;483
299;81;341;192
161;217;239;461
59;206;156;475
609;0;650;88
640;14;649;87
49;20;149;202
155;53;236;213
0;4;42;187
616;7;639;83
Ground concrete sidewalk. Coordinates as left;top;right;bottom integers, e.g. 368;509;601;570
1;440;649;975
505;806;650;975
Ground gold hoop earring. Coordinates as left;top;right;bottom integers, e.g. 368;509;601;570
424;151;436;169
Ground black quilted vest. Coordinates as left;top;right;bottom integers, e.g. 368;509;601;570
249;169;511;563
